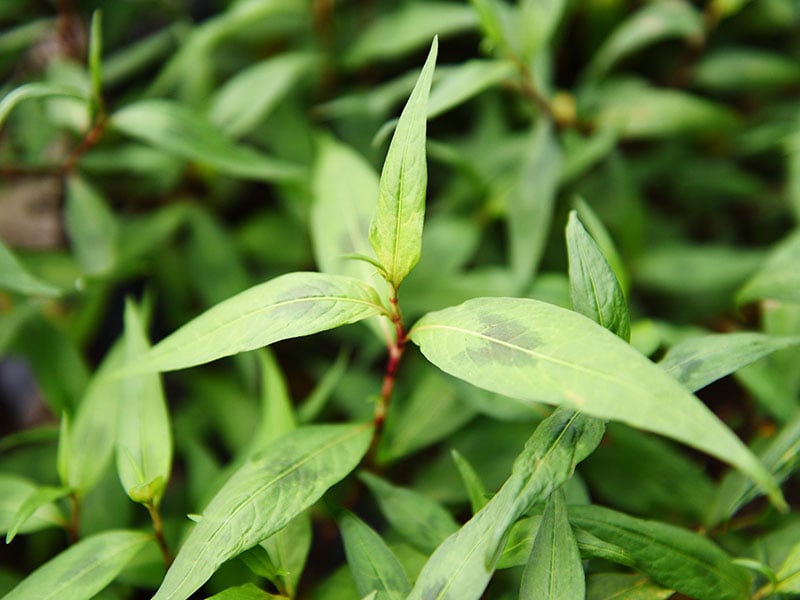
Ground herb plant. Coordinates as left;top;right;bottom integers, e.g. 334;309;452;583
1;1;800;599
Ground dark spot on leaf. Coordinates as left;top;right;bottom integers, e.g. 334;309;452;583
677;358;704;384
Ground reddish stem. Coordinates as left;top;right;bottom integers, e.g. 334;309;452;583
374;295;406;432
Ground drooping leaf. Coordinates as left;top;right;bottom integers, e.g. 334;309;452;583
0;474;64;537
738;229;800;305
569;505;751;600
3;529;152;600
409;297;785;509
0;82;87;127
153;423;373;600
520;489;584;599
369;37;437;288
64;175;119;277
566;210;630;341
0;239;61;298
659;332;800;392
407;409;603;600
359;471;458;554
128;272;387;374
339;510;411;600
111;99;304;182
427;60;515;121
5;485;69;543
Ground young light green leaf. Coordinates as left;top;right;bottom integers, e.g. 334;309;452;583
88;10;103;110
339;510;411;600
209;52;315;138
4;529;152;600
0;82;87;127
735;360;797;422
205;582;283;599
369;37;438;288
0;474;64;537
116;299;172;506
409;297;786;510
584;0;704;83
574;198;629;295
586;573;673;600
518;0;567;61
111;99;304;182
0;238;61;298
359;471;458;554
520;489;584;599
259;511;311;598
738;229;800;305
5;485;69;543
153;423;373;600
408;409;603;600
659;332;800;392
775;537;800;593
451;449;490;514
694;48;800;93
566;210;630;341
64;175;119;277
128;272;387;374
427;59;515;121
569;505;750;600
507;119;561;287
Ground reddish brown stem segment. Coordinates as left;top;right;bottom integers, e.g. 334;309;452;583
145;501;174;567
374;295;406;432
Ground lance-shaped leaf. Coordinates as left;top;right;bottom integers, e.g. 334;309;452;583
569;505;750;600
520;489;584;599
153;423;373;600
369;37;437;288
408;409;603;600
116;300;172;505
339;510;411;600
0;239;61;298
5;485;69;543
737;229;800;305
0;474;64;537
566;211;630;341
128;272;387;373
659;332;800;392
0;82;87;127
65;175;119;277
409;297;786;510
4;529;152;600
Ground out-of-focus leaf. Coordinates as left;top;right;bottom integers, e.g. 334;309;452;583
153;423;373;600
694;48;800;93
64;176;118;277
584;0;704;83
775;537;800;593
204;583;281;599
0;475;64;537
127;272;387;374
586;573;673;600
209;52;315;138
3;530;152;600
566;211;630;341
469;0;514;55
518;0;567;61
111;99;304;182
102;23;186;88
88;10;102;110
407;409;603;600
736;359;798;422
339;510;411;600
298;351;349;424
570;505;750;600
659;332;800;392
410;297;786;509
0;82;87;127
5;485;69;543
559;128;618;185
592;81;738;139
116;300;172;506
359;472;458;554
451;449;489;514
0;239;61;298
344;4;475;68
738;229;800;305
520;489;584;599
369;38;437;288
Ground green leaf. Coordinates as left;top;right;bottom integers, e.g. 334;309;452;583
260;511;311;598
128;272;387;374
520;489;584;599
569;505;751;600
659;332;800;392
204;583;280;599
116;299;172;505
0;239;61;298
738;229;800;305
369;37;437;288
0;82;87;127
776;537;800;593
3;529;152;600
694;48;800;93
573;198;629;295
88;10;103;109
427;59;515;121
409;297;786;510
208;52;315;138
153;423;373;600
0;475;64;537
344;4;474;67
518;0;567;61
451;449;490;514
64;175;119;277
507;120;561;287
5;485;69;543
359;471;458;554
584;0;704;83
111;99;304;182
566;211;630;341
339;510;411;600
408;409;603;600
469;0;514;55
586;573;673;600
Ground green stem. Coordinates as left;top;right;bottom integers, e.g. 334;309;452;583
145;501;173;567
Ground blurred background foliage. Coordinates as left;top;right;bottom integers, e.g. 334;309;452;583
1;0;800;597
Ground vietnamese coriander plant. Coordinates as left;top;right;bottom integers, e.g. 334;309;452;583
1;1;800;599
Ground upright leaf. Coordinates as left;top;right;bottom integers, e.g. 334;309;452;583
566;211;630;341
369;37;438;288
409;297;785;509
737;229;800;305
520;489;584;599
128;272;387;374
153;423;373;600
4;530;152;600
64;176;119;276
